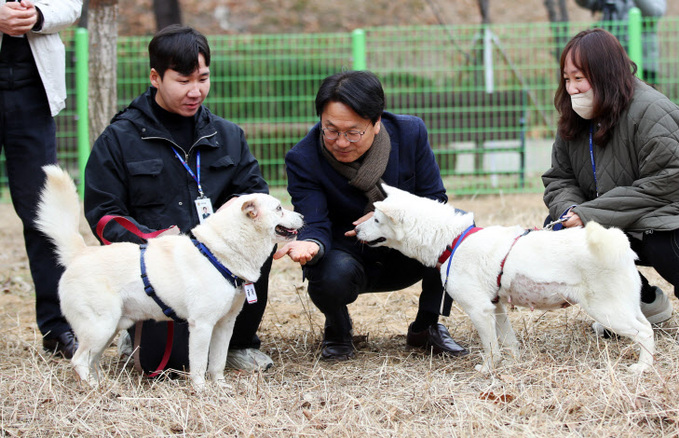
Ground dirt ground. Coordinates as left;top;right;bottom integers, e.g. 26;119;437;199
1;193;677;437
0;190;672;364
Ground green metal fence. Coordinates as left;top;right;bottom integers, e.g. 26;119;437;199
3;11;679;199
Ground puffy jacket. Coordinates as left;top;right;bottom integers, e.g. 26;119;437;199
85;87;268;244
286;112;447;255
0;0;82;116
542;78;679;233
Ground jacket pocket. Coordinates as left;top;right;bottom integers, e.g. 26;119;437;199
209;155;236;169
126;159;167;207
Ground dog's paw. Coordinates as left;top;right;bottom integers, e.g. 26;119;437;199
214;378;234;392
628;363;649;374
475;363;493;374
190;378;208;393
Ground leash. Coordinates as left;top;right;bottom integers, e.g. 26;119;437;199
96;215;178;378
543;217;567;230
95;214;172;245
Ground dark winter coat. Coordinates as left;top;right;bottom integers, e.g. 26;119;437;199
84;87;268;243
285;111;447;256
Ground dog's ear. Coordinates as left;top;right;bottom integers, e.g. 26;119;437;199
377;203;404;224
241;199;259;219
381;183;399;198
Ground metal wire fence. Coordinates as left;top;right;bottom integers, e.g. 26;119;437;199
3;14;679;199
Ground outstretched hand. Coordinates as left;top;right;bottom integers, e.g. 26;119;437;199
273;240;320;266
344;212;374;237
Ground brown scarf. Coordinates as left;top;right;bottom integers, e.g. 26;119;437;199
320;124;391;213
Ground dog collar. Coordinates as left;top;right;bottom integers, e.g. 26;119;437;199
438;226;483;266
192;239;246;288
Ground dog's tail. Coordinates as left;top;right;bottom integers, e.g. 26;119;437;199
35;165;87;267
585;221;637;267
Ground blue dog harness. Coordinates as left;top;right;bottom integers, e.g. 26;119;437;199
139;239;246;322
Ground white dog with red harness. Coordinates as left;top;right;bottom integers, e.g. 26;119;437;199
355;185;654;373
35;165;304;390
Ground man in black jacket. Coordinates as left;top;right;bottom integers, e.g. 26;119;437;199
84;25;273;373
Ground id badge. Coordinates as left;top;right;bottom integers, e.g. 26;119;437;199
195;197;214;224
244;283;257;304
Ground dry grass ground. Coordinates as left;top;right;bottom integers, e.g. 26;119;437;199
1;193;678;437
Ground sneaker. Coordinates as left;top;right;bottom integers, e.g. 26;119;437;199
226;348;273;372
640;286;673;324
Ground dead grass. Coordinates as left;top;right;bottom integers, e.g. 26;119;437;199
1;193;678;437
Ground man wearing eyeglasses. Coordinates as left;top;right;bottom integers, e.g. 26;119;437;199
274;70;469;361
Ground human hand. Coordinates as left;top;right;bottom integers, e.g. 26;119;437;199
0;1;38;37
273;240;320;265
217;196;239;212
344;212;374;237
157;225;181;237
563;212;583;228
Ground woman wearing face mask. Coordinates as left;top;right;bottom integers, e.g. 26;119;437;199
542;28;679;326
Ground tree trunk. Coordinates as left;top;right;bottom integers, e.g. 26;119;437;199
154;0;182;31
478;0;491;24
87;0;118;142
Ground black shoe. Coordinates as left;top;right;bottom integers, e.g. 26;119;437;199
321;340;355;361
320;307;355;361
406;322;469;356
42;329;78;359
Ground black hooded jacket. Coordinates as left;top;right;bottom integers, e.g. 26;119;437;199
84;87;268;244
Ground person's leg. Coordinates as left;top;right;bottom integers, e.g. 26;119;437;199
2;85;74;357
630;230;678;323
358;247;467;356
304;249;366;360
226;251;274;370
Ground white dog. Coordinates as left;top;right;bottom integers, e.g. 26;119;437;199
35;165;304;389
355;185;654;373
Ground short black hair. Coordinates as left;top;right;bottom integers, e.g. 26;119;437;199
148;24;211;78
315;70;385;123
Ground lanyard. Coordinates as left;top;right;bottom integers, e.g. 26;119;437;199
588;125;599;198
172;148;205;198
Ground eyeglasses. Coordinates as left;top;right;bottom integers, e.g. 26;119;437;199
321;124;370;143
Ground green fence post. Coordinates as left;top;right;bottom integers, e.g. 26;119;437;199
628;7;643;79
351;28;366;70
75;27;89;198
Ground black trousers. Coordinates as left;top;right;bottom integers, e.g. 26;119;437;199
0;83;69;338
304;245;452;327
630;229;679;299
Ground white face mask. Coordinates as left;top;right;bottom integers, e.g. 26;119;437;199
570;89;595;119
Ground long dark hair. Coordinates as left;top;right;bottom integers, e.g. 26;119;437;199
555;28;636;146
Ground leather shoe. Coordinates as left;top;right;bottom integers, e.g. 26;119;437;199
42;329;78;359
407;322;469;356
321;340;355;361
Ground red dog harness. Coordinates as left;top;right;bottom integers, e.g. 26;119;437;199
438;227;534;302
